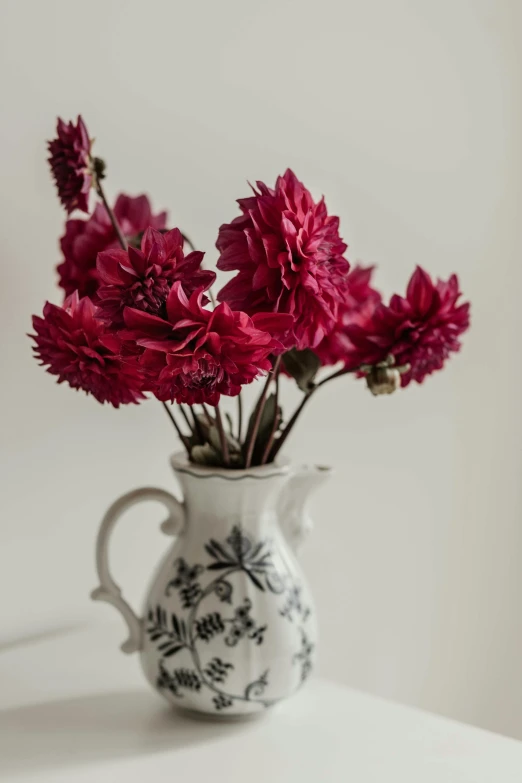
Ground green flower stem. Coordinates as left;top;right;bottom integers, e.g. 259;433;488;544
95;176;128;251
244;355;281;470
236;393;243;443
260;363;281;465
270;364;359;461
269;389;313;462
181;232;195;252
179;404;195;436
189;405;205;442
214;404;230;466
162;402;191;456
315;365;356;389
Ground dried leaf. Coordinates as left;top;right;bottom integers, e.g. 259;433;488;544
208;425;241;456
190;443;223;467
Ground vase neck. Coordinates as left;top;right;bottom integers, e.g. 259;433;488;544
173;466;288;536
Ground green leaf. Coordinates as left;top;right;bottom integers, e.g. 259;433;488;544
257;393;278;444
282;348;321;392
225;412;234;435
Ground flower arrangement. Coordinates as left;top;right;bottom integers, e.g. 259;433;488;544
31;116;470;469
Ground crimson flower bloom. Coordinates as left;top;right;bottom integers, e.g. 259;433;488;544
30;292;145;407
216;169;349;350
345;267;470;386
315;265;381;366
96;227;215;327
122;282;294;405
57;194;167;298
48;116;93;214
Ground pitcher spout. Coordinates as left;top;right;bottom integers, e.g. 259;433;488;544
277;465;331;553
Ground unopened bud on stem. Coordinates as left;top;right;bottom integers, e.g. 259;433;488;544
365;366;401;395
93;156;106;182
362;355;410;396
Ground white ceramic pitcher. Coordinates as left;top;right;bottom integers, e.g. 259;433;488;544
91;453;329;717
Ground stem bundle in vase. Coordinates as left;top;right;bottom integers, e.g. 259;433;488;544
30;115;471;468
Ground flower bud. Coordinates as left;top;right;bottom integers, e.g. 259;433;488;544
93;156;106;181
365;366;401;396
47;115;93;214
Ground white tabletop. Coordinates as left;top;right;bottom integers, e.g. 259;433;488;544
1;624;522;782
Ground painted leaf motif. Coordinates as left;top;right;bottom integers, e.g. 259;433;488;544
207;562;236;571
205;539;233;562
245;569;265;591
204;657;234;684
162;644;185;658
227;525;251;559
195;612;225;642
145;605;188;656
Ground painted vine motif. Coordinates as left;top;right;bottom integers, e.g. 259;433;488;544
146;524;313;711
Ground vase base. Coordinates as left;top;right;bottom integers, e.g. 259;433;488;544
173;703;271;723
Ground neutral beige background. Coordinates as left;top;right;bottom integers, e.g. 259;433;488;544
1;0;521;739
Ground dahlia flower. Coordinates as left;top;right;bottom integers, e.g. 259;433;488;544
315;265;381;366
30;293;145;407
345;267;470;386
48;116;93;214
57;194;167;298
96;227;215;327
216;169;349;350
122;282;293;405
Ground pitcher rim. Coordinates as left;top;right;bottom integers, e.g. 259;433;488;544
170;452;291;481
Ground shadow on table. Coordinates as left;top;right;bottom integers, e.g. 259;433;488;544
0;689;254;775
0;622;84;653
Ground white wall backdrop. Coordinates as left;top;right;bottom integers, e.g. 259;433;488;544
1;0;521;738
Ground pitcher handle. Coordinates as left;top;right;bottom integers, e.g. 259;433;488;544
90;487;185;654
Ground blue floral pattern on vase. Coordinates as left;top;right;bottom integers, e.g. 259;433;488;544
145;525;313;711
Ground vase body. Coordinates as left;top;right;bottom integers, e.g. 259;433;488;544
92;454;329;717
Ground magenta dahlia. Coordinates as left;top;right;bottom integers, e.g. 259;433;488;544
48;116;93;214
315;265;382;366
57;194;168;298
30;293;145;407
96;227;215;327
122;282;294;405
216;169;350;350
344;267;470;385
